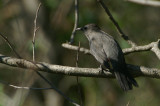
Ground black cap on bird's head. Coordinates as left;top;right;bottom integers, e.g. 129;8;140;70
76;23;100;32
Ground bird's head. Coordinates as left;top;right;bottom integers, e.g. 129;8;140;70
76;23;101;40
76;23;100;33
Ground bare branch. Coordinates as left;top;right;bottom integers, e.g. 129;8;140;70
32;3;41;61
62;39;160;60
97;0;137;47
151;39;160;60
126;0;160;7
122;43;152;54
62;43;90;55
0;33;21;58
70;0;79;44
75;42;83;106
0;53;160;78
76;42;80;67
31;3;79;106
0;80;53;90
0;35;79;106
0;3;79;105
123;39;160;59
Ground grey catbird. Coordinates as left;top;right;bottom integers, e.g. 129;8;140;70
76;24;138;91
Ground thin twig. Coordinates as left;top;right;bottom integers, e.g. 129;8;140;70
0;80;52;90
31;3;79;106
32;3;41;61
0;33;21;58
35;70;80;106
0;34;80;105
70;0;79;44
97;0;137;47
0;32;53;94
76;42;83;106
0;3;79;106
76;42;80;67
126;0;160;7
0;38;79;105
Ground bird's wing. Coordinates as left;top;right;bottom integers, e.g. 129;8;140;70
89;40;107;65
101;33;125;69
100;32;138;90
101;34;119;61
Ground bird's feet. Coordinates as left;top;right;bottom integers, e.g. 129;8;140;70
98;65;110;74
98;65;105;74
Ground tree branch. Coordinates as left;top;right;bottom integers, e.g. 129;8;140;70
123;39;160;59
0;4;79;105
97;0;137;47
62;43;91;55
75;42;83;106
0;80;53;90
126;0;160;7
0;33;21;58
0;53;160;78
62;39;160;60
32;3;41;61
70;0;79;44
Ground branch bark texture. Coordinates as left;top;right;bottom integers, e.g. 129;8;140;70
126;0;160;7
0;54;160;79
62;39;160;60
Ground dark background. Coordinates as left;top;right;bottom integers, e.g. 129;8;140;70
0;0;160;106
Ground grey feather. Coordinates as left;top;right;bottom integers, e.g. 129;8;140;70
78;23;138;91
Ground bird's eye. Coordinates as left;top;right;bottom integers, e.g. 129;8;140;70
83;27;87;30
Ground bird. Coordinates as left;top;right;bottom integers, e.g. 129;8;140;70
76;23;138;91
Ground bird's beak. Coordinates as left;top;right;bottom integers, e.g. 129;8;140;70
76;27;83;31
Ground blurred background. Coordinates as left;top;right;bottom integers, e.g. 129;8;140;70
0;0;160;106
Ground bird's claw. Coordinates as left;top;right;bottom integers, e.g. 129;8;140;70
98;65;110;74
98;65;104;74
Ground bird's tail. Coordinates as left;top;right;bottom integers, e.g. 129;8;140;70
114;71;138;91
